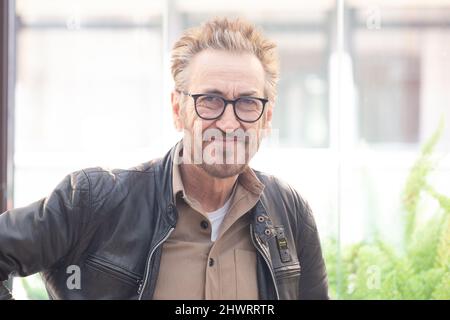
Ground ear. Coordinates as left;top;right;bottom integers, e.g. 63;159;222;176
171;90;184;131
263;103;273;128
261;103;273;137
266;103;273;123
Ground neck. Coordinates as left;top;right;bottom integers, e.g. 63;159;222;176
179;164;238;213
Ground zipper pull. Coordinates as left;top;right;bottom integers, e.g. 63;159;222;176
275;227;292;263
137;280;144;296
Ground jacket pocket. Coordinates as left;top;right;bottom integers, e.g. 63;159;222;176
84;255;141;287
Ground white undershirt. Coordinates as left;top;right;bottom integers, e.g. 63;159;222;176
207;195;233;242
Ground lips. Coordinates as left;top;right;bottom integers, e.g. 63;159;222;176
205;136;246;143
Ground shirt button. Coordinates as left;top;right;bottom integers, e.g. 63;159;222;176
209;258;215;267
200;220;209;229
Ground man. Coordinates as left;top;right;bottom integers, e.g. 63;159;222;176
0;17;328;300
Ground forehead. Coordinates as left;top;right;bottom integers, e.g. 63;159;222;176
187;49;265;95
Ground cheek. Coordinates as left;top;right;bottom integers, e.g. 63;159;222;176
243;121;263;133
181;105;197;128
184;108;214;134
202;120;216;131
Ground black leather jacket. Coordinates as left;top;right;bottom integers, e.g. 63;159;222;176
0;142;328;300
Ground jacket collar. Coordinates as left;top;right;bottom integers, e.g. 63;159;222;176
152;141;180;228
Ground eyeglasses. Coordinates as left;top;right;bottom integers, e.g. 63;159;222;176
179;91;268;123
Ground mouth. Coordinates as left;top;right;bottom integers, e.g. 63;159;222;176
205;136;246;143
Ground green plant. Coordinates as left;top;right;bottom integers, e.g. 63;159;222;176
19;274;49;300
324;119;450;299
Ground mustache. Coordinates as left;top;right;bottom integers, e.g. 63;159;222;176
202;128;248;143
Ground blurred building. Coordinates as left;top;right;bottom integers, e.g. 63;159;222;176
2;0;450;299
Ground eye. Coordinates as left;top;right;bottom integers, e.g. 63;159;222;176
239;98;258;106
203;95;218;102
197;95;223;109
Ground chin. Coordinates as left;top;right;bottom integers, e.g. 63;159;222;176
198;163;247;179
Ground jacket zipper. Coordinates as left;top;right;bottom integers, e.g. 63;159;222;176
250;224;280;300
85;256;141;287
138;227;175;300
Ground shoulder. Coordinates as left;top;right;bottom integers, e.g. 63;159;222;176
254;169;306;208
64;159;160;211
253;169;316;230
82;159;157;187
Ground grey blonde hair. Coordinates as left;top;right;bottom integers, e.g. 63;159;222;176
170;17;279;102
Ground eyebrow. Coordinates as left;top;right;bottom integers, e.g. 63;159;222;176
201;89;259;97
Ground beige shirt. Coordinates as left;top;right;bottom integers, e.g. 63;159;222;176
153;143;264;300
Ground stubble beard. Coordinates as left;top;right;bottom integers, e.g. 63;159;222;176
198;140;249;178
183;125;261;179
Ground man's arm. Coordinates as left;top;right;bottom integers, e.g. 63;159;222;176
0;170;91;299
293;191;329;300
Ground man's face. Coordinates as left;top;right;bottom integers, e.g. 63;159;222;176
172;49;272;178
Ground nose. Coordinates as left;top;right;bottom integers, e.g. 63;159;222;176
215;102;241;132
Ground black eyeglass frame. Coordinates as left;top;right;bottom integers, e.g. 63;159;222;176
179;90;269;123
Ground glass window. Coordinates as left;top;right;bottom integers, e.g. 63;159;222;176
13;0;164;299
8;0;450;300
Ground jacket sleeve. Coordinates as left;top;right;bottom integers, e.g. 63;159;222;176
0;170;91;299
0;281;13;299
294;192;329;300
